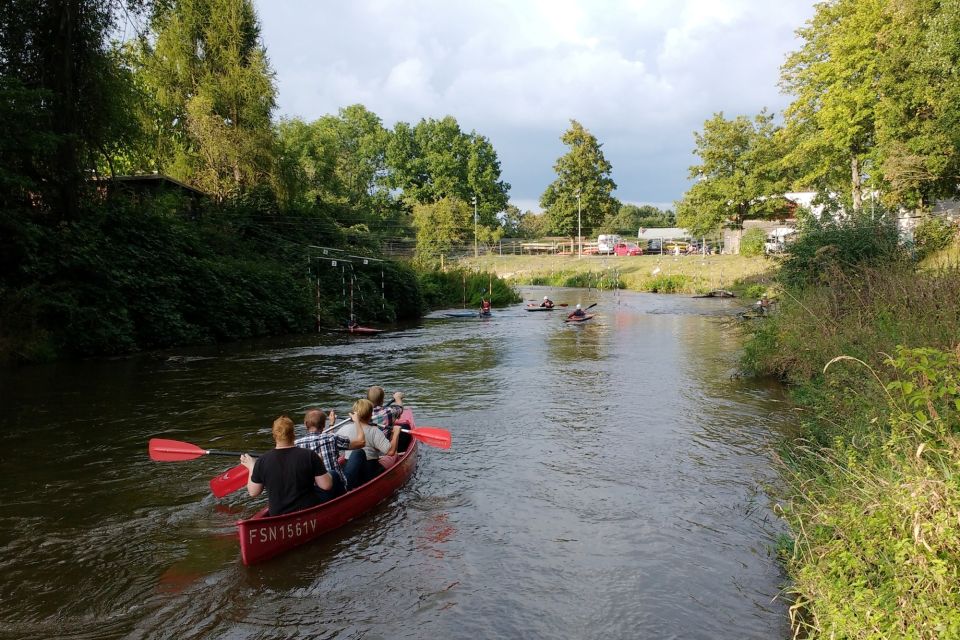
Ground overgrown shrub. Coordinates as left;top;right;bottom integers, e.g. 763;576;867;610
913;216;957;260
778;216;906;289
740;227;766;257
417;268;519;309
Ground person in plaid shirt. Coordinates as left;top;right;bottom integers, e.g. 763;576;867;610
295;408;367;498
368;386;407;446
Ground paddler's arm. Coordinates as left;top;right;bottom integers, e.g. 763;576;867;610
386;424;401;456
240;453;263;497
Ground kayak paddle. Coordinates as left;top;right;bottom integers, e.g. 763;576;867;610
401;426;451;449
149;438;253;462
566;302;597;319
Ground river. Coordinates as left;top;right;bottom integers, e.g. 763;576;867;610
0;287;793;639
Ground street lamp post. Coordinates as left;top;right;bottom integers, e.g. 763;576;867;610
472;195;478;258
575;189;582;258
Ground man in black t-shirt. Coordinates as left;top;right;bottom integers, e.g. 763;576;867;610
240;415;335;516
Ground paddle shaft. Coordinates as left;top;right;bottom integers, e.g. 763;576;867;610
567;302;597;318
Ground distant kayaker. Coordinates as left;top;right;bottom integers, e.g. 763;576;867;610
294;409;368;499
568;304;586;319
347;318;359;330
240;416;348;516
480;299;492;315
338;398;401;487
540;296;555;309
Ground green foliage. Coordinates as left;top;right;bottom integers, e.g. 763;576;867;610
416;268;519;309
740;228;767;257
601;203;674;235
646;274;691;293
780;0;885;210
133;0;277;199
913;216;957;260
778;216;905;289
0;0;144;218
411;198;471;269
677;110;787;237
386;116;510;223
742;257;960;637
540;120;620;238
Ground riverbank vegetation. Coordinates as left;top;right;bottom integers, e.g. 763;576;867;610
0;0;518;364
742;221;960;637
461;253;775;298
666;0;960;634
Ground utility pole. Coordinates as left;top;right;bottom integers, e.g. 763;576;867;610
575;188;582;259
472;195;478;258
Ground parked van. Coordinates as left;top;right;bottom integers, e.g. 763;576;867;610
596;234;622;255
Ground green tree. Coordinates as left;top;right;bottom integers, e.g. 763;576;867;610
780;0;887;212
134;0;276;200
601;204;675;234
386;116;510;226
411;197;471;267
540;120;619;239
676;111;786;238
276;105;391;213
0;0;145;217
874;0;960;209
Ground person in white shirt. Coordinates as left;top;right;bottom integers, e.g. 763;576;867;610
338;398;401;487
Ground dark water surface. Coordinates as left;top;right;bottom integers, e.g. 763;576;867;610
0;288;793;639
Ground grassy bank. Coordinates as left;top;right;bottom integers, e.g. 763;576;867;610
459;252;776;298
743;262;960;638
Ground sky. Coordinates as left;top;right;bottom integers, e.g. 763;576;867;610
254;0;817;213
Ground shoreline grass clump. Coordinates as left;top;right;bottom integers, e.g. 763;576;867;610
742;255;960;638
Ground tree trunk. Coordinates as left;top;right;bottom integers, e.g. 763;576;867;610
851;155;862;213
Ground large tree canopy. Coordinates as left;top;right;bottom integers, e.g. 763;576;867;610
676;111;786;237
134;0;276;200
0;0;143;217
540;120;619;238
780;0;887;211
386;116;510;225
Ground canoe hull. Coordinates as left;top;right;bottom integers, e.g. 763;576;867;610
236;410;419;565
565;314;595;323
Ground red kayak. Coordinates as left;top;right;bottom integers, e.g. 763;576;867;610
349;326;383;334
565;314;595;323
236;409;419;565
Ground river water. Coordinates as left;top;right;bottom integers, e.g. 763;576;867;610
0;288;794;639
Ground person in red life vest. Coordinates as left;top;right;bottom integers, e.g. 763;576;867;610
480;299;492;315
568;303;586;319
540;296;554;308
240;415;360;515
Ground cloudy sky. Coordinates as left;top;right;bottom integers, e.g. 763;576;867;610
254;0;817;212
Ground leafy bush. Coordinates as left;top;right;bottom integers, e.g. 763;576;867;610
913;216;957;260
417;268;519;309
778;216;906;288
646;274;690;293
740;227;766;257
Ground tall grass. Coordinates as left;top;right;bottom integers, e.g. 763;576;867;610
742;264;960;638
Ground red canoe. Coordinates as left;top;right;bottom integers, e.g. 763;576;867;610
236;409;419;565
565;313;595;323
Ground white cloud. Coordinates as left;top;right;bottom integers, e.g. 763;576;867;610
255;0;816;205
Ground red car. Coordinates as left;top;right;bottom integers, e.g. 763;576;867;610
614;242;643;256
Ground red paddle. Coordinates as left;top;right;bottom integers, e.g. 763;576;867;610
149;438;251;461
402;426;452;449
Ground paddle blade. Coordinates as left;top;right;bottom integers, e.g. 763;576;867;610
210;464;249;498
149;438;206;462
406;426;451;449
